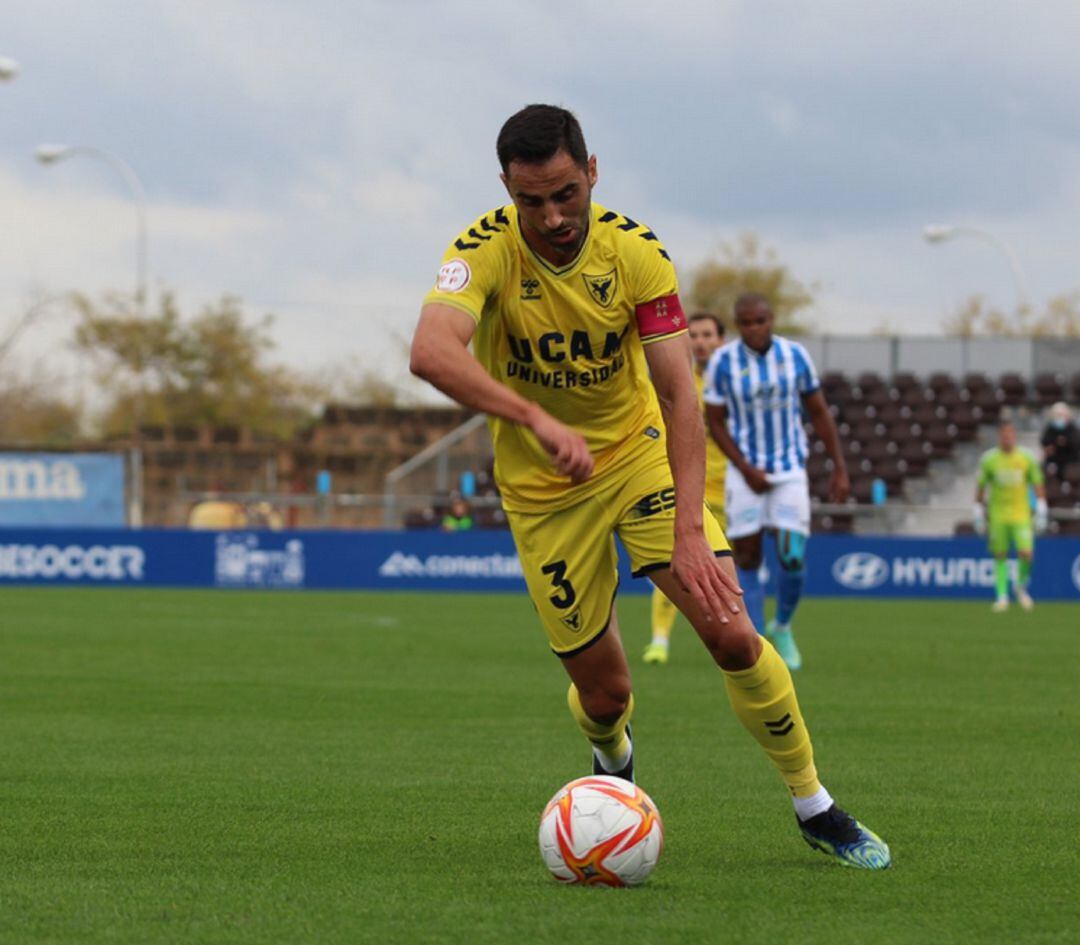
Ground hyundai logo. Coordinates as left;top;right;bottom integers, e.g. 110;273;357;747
832;552;890;590
1072;554;1080;594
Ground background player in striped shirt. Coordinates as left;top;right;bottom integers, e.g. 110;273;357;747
704;293;849;669
644;312;727;665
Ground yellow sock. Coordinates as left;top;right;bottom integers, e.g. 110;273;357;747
567;684;634;767
722;639;821;798
650;588;678;642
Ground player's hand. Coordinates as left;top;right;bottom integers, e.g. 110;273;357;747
670;528;742;624
829;467;851;504
742;466;771;495
528;409;594;484
972;502;986;536
1034;498;1048;533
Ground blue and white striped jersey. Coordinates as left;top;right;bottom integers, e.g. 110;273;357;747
702;336;820;474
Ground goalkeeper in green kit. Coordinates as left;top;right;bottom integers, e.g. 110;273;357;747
973;421;1047;612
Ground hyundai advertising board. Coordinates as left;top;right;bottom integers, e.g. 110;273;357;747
1;528;1079;600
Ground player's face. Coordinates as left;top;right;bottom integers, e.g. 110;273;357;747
688;319;722;369
502;150;597;265
735;301;774;353
999;424;1017;451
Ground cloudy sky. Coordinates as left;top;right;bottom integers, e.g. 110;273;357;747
3;1;1079;400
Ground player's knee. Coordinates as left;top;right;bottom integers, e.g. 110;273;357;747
699;621;760;671
578;678;632;726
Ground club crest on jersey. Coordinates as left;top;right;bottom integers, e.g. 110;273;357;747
521;278;541;301
583;269;618;309
561;610;583;633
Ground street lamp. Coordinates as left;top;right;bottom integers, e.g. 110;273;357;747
35;143;149;312
0;56;19;81
922;223;1030;311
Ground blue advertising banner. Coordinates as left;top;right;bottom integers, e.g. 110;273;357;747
1;528;1079;601
0;453;126;526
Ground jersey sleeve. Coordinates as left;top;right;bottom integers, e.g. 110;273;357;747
702;348;727;407
422;210;511;324
792;342;821;395
977;451;993;488
626;226;684;345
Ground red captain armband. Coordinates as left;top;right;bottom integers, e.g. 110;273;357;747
635;294;687;342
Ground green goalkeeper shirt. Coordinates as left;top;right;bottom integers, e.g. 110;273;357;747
977;447;1043;524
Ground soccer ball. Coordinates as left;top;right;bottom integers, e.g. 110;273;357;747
538;775;664;886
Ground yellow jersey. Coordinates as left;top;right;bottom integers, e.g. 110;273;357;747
696;367;727;512
424;202;685;512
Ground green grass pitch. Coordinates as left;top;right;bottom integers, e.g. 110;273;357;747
1;587;1077;944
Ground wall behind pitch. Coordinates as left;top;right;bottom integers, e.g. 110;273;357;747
1;529;1078;600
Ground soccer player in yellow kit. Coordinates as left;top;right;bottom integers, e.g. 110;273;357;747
643;313;727;665
411;104;889;868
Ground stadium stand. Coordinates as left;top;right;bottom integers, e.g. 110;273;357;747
393;367;1080;535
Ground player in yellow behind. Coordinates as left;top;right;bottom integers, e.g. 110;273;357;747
644;313;727;665
411;104;889;868
974;420;1047;611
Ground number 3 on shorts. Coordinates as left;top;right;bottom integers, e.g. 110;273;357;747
541;559;577;609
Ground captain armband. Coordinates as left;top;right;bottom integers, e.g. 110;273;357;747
635;294;687;343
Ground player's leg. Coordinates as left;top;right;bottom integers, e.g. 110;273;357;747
644;588;677;664
617;465;888;868
506;497;634;777
649;560;889;868
988;518;1011;611
724;465;766;632
761;474;811;669
731;533;765;632
1012;522;1035;610
562;607;635;779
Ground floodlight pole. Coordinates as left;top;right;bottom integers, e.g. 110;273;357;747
35;144;149;313
922;223;1030;312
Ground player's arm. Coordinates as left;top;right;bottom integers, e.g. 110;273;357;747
1028;453;1048;530
705;403;769;494
645;333;741;620
803;390;849;503
973;458;989;534
410;303;593;483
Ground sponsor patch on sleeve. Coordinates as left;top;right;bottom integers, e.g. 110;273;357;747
436;258;471;293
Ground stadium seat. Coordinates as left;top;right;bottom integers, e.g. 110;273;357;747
1065;462;1080;486
928;372;958;394
1070;371;1080;402
962;371;991;395
998;372;1028;406
856;371;886;393
1033;372;1066;408
891;371;920;394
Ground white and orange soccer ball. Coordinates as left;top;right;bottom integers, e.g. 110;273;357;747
538;775;664;887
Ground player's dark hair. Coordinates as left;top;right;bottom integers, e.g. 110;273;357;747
497;104;589;172
689;312;725;336
733;292;771;317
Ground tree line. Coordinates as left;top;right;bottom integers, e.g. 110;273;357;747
2;233;1077;446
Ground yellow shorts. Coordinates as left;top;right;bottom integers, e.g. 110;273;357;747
506;452;730;657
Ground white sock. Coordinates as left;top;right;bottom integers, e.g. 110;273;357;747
793;785;834;822
648;637;669;649
593;735;633;774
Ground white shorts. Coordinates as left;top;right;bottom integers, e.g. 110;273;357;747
725;466;811;539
